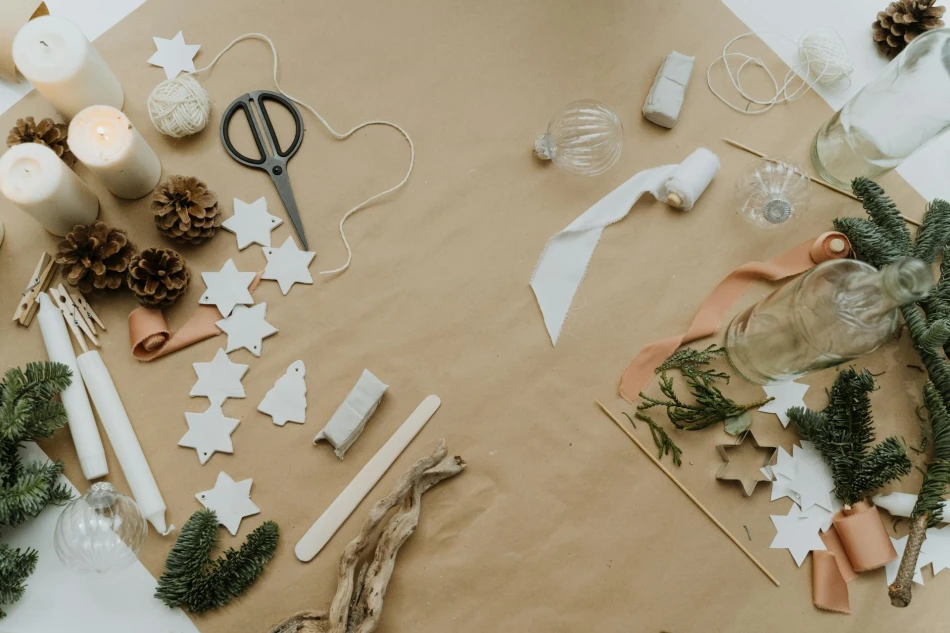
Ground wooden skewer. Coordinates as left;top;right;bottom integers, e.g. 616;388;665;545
721;137;922;228
595;400;781;587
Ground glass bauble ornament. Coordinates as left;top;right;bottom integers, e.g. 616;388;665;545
54;482;148;573
534;100;624;177
735;158;811;229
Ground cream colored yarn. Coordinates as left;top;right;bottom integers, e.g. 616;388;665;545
147;75;212;138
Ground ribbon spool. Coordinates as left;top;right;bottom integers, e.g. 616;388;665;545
665;148;721;210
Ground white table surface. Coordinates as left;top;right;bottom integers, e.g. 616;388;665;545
0;1;946;631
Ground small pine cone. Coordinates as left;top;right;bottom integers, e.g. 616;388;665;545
56;222;136;293
873;0;946;59
151;175;221;245
127;247;190;308
6;116;76;166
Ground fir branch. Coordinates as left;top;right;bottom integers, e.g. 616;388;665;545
913;382;950;526
833;217;904;269
0;544;37;619
851;178;912;254
913;199;950;264
623;411;683;467
155;509;279;613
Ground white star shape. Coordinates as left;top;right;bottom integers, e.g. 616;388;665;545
788;442;835;512
216;303;278;357
222;197;283;250
925;526;950;575
800;497;842;533
885;534;932;586
190;348;248;406
200;259;256;317
759;380;809;428
761;446;802;504
196;472;260;535
179;405;240;465
147;31;201;80
262;237;316;295
770;505;826;566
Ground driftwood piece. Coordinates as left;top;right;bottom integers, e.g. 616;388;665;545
267;440;465;633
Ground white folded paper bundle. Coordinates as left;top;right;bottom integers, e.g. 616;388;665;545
314;369;388;459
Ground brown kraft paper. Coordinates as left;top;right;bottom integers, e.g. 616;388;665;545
0;1;48;82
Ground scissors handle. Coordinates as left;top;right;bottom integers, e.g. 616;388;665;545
220;90;304;170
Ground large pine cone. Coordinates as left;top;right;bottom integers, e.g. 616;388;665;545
56;222;136;293
6;116;75;166
874;0;946;59
127;247;190;308
151;175;221;245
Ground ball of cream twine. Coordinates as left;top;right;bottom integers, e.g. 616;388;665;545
147;75;212;138
798;27;852;87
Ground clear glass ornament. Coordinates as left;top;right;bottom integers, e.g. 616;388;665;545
726;257;933;384
534;100;623;176
735;158;811;229
54;482;148;573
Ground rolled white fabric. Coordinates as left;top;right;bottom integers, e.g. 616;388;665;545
77;350;169;534
663;147;720;210
36;293;107;479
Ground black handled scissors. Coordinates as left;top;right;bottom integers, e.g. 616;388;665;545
220;90;308;250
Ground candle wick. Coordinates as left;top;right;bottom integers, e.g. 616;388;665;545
39;41;48;47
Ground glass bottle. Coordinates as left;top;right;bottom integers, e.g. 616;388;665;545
534;100;624;177
725;257;933;384
812;28;950;188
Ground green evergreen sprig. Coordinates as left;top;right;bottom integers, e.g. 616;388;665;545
0;545;36;619
155;509;279;613
623;411;683;467
788;368;911;506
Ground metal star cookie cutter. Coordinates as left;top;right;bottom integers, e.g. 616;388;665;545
715;431;777;497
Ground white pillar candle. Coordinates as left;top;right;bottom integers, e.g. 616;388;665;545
36;293;108;480
69;106;161;199
12;15;123;120
77;350;170;535
0;143;98;235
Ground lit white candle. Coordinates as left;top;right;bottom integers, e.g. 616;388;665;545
69;106;162;199
12;15;123;120
0;143;99;235
36;293;108;480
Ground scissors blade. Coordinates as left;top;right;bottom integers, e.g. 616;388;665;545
272;170;308;251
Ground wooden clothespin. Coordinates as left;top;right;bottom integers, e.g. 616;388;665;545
69;291;105;334
48;284;98;353
12;253;57;326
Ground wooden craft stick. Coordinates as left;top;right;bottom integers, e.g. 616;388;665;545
70;291;105;333
595;400;781;587
13;253;56;326
721;137;921;228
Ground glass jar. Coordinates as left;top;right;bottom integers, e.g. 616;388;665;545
812;28;950;188
725;257;933;384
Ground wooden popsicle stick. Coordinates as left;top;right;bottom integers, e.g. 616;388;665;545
721;137;922;228
595;400;780;587
295;395;441;562
70;291;104;333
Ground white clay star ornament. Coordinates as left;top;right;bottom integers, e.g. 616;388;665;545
179;405;240;465
787;441;835;512
200;259;256;317
885;534;932;586
148;31;201;80
196;472;260;535
190;348;248;406
769;504;826;566
259;361;307;426
924;525;950;576
759;379;809;428
262;237;316;295
216;303;278;357
222;197;283;249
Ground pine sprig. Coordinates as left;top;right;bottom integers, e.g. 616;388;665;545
913;382;950;526
623;411;683;467
0;544;37;619
155;509;279;613
656;345;730;386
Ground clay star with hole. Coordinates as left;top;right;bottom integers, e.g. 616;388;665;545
195;472;259;535
179;405;240;465
200;259;256;317
222;197;283;250
147;31;201;80
190;348;248;406
770;505;826;566
759;380;809;428
216;303;278;357
716;433;776;496
262;237;316;295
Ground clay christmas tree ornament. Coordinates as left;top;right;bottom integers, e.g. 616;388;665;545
179;405;240;465
216;303;278;357
200;259;256;317
258;361;307;426
222;197;282;250
190;348;248;406
195;472;259;536
262;237;316;295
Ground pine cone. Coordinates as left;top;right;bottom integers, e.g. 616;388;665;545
874;0;946;59
56;222;136;293
127;247;190;308
6;116;76;166
151;176;221;245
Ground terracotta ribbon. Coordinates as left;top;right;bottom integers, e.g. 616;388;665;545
0;1;47;82
129;273;262;361
618;232;851;402
812;502;897;614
